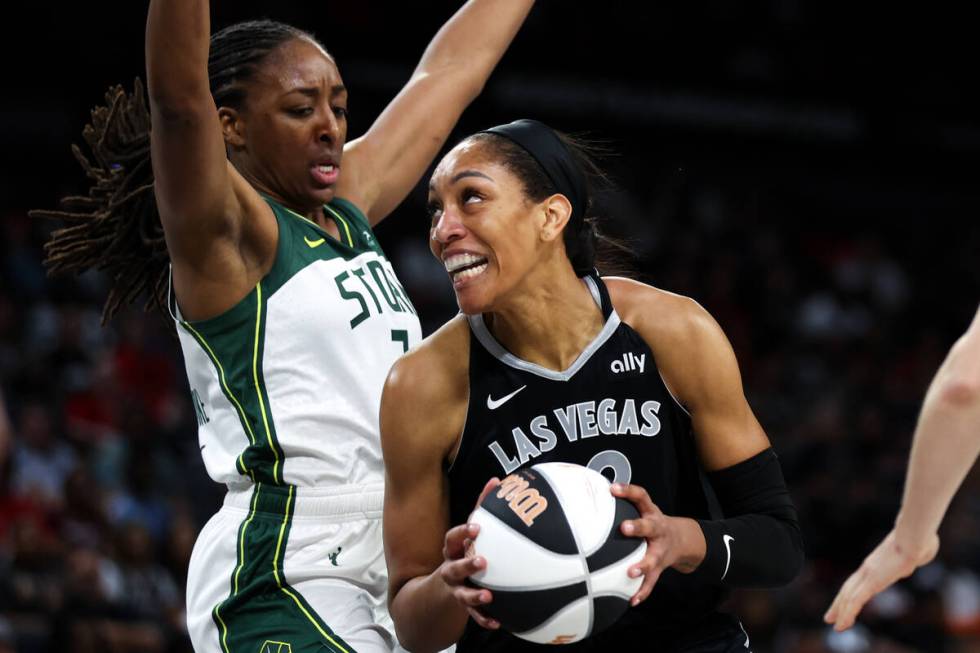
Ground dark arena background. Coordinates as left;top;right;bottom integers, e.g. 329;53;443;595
2;2;979;652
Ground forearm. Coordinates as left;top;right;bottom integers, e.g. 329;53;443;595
391;572;469;653
146;0;211;107
415;0;535;94
695;448;804;588
895;339;980;548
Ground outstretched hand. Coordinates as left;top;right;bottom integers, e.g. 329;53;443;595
611;482;702;607
824;529;939;631
439;477;502;630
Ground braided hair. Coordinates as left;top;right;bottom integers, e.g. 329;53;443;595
30;20;323;324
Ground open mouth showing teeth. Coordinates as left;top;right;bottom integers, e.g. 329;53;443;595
444;253;489;281
316;165;335;173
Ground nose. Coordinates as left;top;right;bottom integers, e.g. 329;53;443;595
317;110;342;145
430;207;466;251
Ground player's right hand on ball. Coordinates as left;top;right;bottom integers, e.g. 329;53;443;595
440;477;501;630
612;482;697;607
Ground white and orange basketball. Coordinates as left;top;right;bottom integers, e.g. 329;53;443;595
468;462;646;644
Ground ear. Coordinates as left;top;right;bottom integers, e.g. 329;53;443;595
219;107;246;148
539;193;572;243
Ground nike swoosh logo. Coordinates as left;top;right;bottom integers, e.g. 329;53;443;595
305;236;326;248
486;385;527;410
721;534;735;581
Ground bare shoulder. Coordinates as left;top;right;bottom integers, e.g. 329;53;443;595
604;276;741;416
382;315;471;459
387;315;470;398
603;276;719;351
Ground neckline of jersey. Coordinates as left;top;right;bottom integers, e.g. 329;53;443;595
260;194;354;248
468;276;622;382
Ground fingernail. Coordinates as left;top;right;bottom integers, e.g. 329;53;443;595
468;523;480;535
622;522;634;535
473;556;485;568
612;483;624;493
488;620;499;629
629;567;641;578
481;592;491;603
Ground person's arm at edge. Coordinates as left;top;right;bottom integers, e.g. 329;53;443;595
338;0;535;224
894;304;980;551
825;304;980;630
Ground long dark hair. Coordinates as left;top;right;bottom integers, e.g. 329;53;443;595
30;20;324;324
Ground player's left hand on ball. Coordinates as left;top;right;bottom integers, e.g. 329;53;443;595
824;529;939;631
440;477;503;630
611;483;687;607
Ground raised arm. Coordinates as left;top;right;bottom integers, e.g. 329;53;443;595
338;0;535;224
825;304;980;631
145;0;246;269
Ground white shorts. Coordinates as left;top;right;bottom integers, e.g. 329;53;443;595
186;482;400;653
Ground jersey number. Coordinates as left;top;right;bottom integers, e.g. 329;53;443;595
587;449;633;485
391;329;409;353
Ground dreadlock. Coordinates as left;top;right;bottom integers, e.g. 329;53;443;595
29;79;161;324
30;20;325;325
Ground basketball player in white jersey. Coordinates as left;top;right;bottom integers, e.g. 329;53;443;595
33;1;535;651
825;304;980;631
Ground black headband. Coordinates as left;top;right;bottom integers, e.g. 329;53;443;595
480;119;587;226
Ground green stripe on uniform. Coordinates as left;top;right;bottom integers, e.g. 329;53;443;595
180;320;257;482
213;485;355;653
273;486;352;653
251;283;284;484
323;204;354;247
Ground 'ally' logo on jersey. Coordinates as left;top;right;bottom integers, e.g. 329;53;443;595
610;352;646;374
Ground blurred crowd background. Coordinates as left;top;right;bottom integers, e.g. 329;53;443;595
1;2;978;652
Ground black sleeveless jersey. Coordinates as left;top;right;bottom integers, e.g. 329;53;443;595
448;275;740;652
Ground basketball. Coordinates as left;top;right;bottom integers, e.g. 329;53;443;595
468;462;647;644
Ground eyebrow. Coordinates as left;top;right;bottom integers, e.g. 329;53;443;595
429;170;495;190
288;85;347;99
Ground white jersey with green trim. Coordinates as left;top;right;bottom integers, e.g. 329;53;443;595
171;197;421;488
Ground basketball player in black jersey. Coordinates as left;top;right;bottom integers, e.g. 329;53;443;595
380;120;804;652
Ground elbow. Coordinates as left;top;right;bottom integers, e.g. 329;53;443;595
146;79;214;123
755;521;805;588
938;376;980;408
783;541;806;586
392;622;436;653
775;525;806;586
414;66;486;106
147;95;215;127
459;75;487;104
388;588;433;653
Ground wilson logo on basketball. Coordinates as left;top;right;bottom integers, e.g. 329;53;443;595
496;474;549;527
